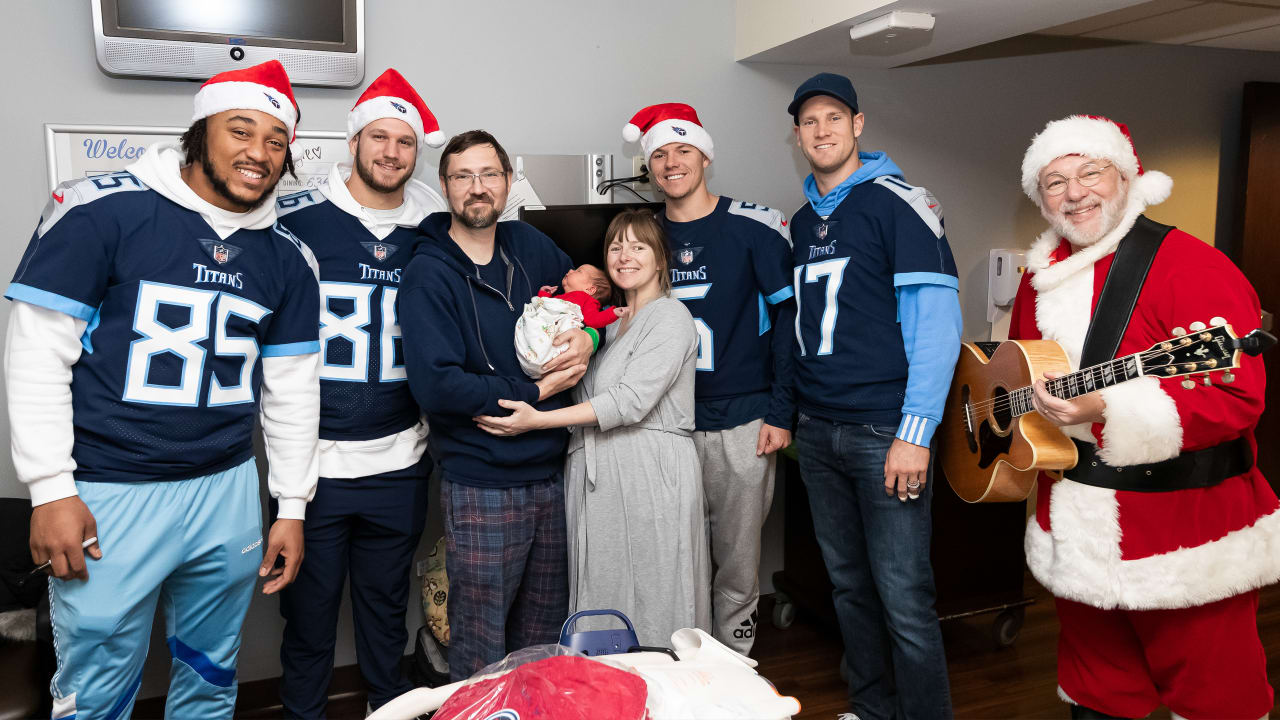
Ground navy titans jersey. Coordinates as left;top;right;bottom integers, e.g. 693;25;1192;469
277;189;419;442
790;176;957;425
5;171;320;483
662;197;794;430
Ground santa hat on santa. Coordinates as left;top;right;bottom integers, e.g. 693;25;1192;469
192;60;300;141
1021;114;1172;209
622;103;714;161
347;68;445;150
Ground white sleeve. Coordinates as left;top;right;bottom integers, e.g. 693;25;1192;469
259;352;320;520
3;301;86;506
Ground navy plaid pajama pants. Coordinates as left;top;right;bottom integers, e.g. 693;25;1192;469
442;476;569;681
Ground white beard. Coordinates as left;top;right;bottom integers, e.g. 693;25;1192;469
1043;186;1128;247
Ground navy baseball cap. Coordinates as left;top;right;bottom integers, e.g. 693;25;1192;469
788;72;858;122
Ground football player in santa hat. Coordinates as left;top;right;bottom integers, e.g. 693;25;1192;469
6;60;319;719
1012;115;1278;720
274;68;448;716
622;102;796;657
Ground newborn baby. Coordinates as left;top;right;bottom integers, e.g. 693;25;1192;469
515;264;626;378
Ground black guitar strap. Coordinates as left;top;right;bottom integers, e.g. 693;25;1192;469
1078;215;1172;368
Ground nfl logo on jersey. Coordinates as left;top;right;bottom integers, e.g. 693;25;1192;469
679;249;694;265
816;223;829;241
213;244;229;264
373;244;388;261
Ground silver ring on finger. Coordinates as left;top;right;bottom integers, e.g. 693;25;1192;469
906;479;921;489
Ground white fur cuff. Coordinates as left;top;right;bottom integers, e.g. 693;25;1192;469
1097;376;1182;466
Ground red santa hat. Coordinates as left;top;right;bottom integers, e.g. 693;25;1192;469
622;102;714;161
192;60;299;141
1021;114;1172;208
347;68;445;149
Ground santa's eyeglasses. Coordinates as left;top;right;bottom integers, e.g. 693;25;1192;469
1040;163;1113;197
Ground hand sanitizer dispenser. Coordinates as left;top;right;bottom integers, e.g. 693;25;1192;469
987;249;1026;339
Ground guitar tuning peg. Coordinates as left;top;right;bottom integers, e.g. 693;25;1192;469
1202;375;1212;387
1189;321;1207;332
1171;326;1187;336
1222;372;1236;384
1210;316;1227;327
1181;379;1196;390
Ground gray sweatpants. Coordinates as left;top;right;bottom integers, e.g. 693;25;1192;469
694;417;777;655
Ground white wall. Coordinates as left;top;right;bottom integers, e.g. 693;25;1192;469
4;0;1280;696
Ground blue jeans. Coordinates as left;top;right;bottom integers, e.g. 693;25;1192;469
795;414;952;720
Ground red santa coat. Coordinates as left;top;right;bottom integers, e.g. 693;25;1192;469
1009;210;1280;611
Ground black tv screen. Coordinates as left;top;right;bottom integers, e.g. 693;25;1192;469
519;203;663;269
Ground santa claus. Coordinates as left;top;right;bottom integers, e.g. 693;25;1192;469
1010;115;1279;719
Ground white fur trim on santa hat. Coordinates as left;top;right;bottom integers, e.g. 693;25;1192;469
1026;486;1280;610
193;81;297;139
639;119;714;161
1096;376;1182;466
1021;115;1173;209
347;95;443;149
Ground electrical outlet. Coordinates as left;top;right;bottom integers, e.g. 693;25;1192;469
586;153;612;204
631;154;646;179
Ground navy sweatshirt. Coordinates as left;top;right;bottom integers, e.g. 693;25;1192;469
398;213;573;487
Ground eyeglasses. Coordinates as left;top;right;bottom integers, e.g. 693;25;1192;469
1040;163;1113;197
445;171;506;189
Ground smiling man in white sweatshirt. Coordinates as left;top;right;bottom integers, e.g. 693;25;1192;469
4;60;320;719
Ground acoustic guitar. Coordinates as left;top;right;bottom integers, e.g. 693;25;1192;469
939;321;1276;503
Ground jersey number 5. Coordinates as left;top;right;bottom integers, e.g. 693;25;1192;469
123;281;270;406
319;282;404;383
671;283;713;371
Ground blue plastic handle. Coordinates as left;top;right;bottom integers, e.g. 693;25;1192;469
559;608;636;637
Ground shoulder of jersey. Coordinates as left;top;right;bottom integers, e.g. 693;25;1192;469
871;176;944;238
275;187;328;218
271;221;321;282
38;171;150;236
726;200;791;244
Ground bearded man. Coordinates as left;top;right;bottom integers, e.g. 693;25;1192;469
1010;115;1279;719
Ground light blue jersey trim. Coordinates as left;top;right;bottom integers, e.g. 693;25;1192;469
5;283;95;321
896;283;962;447
758;293;770;335
893;271;958;290
765;285;794;305
262;340;320;357
80;306;103;354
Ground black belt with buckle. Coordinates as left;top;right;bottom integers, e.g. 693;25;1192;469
1065;437;1253;492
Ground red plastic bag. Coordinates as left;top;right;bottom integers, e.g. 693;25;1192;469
434;652;648;720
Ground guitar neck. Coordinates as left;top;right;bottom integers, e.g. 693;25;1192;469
1010;353;1146;418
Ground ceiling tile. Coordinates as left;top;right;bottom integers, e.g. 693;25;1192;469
1189;20;1280;48
1087;2;1280;42
1040;0;1202;36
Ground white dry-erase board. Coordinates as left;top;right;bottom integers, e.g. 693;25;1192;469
44;123;348;194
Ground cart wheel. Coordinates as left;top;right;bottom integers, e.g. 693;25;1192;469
772;593;796;630
991;607;1025;649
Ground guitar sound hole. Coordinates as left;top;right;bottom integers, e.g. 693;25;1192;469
991;386;1012;432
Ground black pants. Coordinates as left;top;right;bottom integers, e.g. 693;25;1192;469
278;465;430;718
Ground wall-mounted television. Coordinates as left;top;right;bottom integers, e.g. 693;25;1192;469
520;203;664;269
91;0;365;87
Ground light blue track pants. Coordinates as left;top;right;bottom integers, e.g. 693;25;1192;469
48;459;262;720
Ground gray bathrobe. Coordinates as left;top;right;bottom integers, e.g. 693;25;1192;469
565;295;712;647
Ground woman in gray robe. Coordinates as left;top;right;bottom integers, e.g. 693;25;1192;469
475;209;711;647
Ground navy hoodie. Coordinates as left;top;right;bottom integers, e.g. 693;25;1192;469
399;212;573;487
